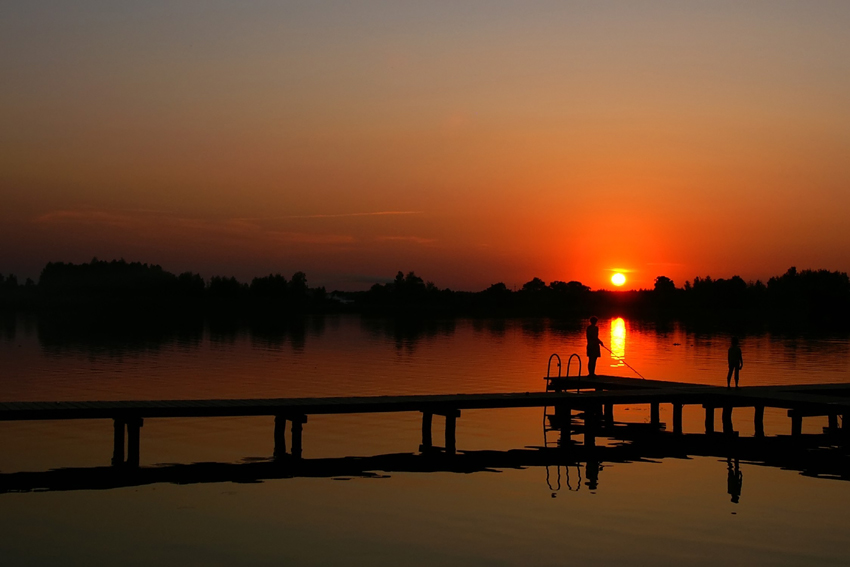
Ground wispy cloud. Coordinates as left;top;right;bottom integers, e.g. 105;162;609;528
267;231;355;245
33;208;355;247
35;210;135;227
376;235;436;245
278;211;424;220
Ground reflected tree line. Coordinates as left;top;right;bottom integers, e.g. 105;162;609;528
32;313;465;356
34;311;330;356
1;260;849;331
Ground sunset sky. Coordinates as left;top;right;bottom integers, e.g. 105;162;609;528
2;1;849;291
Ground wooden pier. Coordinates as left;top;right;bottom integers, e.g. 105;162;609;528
2;374;850;467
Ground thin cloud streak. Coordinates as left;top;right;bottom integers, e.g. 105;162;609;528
277;211;424;220
376;236;436;245
33;209;354;246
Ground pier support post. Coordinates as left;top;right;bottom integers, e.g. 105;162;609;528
603;403;614;426
650;403;660;428
112;419;126;466
722;406;734;435
126;417;143;467
291;419;303;459
754;406;765;437
843;413;850;444
421;412;433;451
554;404;571;430
828;414;838;433
791;414;802;437
274;415;287;458
704;406;715;434
445;413;457;455
672;404;683;435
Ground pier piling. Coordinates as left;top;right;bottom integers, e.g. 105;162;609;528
445;413;457;455
274;416;287;457
291;419;303;458
112;419;125;466
754;406;765;437
722;406;734;435
421;412;433;450
791;414;803;437
704;406;715;434
554;404;571;429
672;404;683;435
126;417;143;467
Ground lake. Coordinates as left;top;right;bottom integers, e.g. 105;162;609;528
1;313;850;565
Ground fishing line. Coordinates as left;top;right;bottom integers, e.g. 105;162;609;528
601;344;646;380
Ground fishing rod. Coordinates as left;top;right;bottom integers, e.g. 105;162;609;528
601;344;646;380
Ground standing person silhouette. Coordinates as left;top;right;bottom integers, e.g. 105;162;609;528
727;337;743;388
586;316;604;377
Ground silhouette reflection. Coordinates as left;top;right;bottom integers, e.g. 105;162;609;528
1;423;845;498
727;456;743;503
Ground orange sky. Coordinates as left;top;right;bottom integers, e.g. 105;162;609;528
2;2;849;290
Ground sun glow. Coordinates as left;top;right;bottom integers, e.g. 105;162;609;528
611;273;626;286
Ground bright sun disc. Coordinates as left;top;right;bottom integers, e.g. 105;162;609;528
611;273;626;286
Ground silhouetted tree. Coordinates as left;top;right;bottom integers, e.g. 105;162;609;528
290;271;308;297
485;282;509;295
654;276;676;293
522;277;547;294
209;276;245;300
250;274;288;298
550;280;590;294
768;267;850;318
177;272;205;298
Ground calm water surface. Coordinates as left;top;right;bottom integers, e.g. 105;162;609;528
1;314;850;565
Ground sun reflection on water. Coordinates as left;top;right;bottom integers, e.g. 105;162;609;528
610;317;626;368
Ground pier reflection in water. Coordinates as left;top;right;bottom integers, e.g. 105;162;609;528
2;314;850;565
2;417;848;498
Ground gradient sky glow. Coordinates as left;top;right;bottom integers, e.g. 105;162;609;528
2;1;849;290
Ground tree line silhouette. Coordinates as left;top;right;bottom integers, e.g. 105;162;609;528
1;259;848;327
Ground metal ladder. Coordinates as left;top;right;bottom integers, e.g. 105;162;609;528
543;352;584;493
543;352;582;444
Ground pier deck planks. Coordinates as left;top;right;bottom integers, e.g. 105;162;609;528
2;375;850;422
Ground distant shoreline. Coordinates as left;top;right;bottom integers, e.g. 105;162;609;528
1;260;848;330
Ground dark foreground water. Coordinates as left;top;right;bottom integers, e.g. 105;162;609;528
1;314;850;565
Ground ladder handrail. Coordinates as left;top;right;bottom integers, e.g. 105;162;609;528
546;353;562;379
566;353;582;380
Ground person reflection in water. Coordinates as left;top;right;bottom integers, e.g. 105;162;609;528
727;337;743;388
586;316;604;377
727;457;743;503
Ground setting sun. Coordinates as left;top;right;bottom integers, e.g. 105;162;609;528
611;273;626;287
